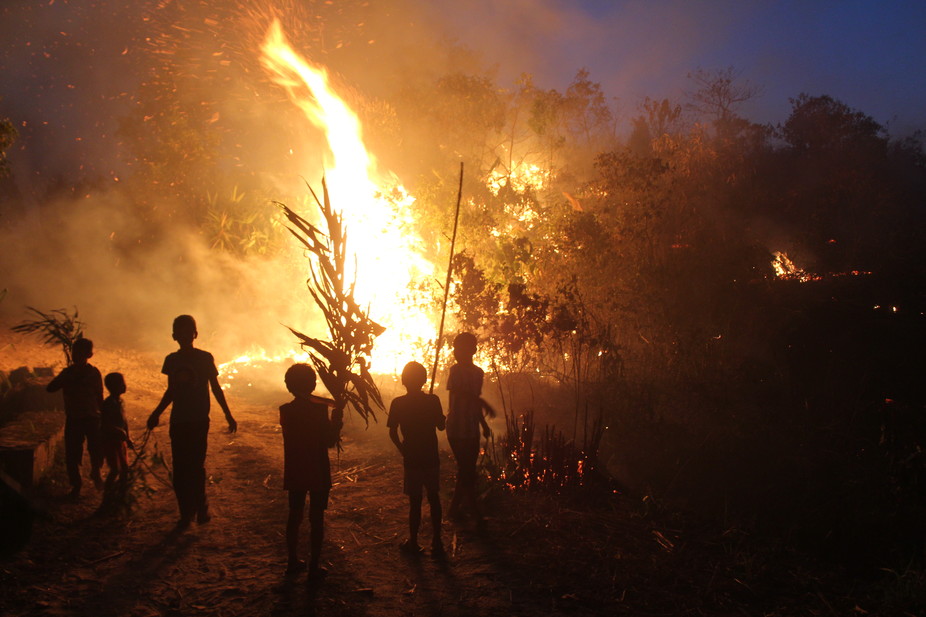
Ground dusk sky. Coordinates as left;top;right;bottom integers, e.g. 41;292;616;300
1;0;924;193
428;0;926;134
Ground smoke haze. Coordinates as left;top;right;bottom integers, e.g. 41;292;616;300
1;0;923;360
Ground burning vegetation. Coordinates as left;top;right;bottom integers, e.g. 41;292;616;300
0;1;925;614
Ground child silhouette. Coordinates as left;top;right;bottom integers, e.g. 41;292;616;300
47;337;104;498
279;363;343;579
388;361;446;556
147;315;237;528
100;372;130;490
445;332;492;523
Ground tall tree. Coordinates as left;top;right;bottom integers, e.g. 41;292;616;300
686;66;762;124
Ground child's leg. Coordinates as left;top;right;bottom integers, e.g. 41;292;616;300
463;441;482;520
286;490;306;568
86;418;104;487
427;482;444;544
103;443;118;487
188;421;209;520
170;421;209;523
309;499;325;574
116;442;129;482
169;425;194;522
408;491;423;545
447;437;466;517
425;485;443;549
450;437;481;519
63;419;84;493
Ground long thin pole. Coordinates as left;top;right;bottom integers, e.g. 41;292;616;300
429;162;464;394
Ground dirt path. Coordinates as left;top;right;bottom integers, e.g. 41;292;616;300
0;338;881;616
0;380;540;617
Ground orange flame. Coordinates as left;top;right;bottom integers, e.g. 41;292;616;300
253;20;437;373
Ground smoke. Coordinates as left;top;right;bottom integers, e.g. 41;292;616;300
1;0;923;362
0;186;316;359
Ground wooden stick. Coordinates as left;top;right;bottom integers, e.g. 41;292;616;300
429;162;464;394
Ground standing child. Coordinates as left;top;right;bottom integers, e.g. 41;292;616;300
446;332;492;523
388;361;446;556
100;372;130;490
279;363;343;579
47;337;104;499
147;315;237;529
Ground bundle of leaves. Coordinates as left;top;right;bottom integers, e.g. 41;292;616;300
278;180;385;424
10;307;85;365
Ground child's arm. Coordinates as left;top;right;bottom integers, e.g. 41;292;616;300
46;368;66;393
388;425;405;456
325;406;343;448
434;397;446;431
479;409;491;439
147;389;173;430
93;368;104;411
209;375;237;433
310;394;337;407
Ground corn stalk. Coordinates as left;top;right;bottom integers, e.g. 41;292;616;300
277;179;385;424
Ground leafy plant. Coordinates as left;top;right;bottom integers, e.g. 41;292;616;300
11;307;85;365
278;179;385;424
204;186;283;256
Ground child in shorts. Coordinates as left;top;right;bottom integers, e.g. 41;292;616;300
280;363;343;579
388;361;446;556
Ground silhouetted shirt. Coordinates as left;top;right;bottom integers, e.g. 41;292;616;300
161;348;217;424
446;362;484;443
47;363;103;419
279;397;342;492
100;395;128;445
388;391;445;470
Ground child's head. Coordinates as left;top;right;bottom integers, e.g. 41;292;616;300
72;337;93;364
104;372;126;396
284;363;317;397
172;314;197;345
401;361;427;392
452;332;477;363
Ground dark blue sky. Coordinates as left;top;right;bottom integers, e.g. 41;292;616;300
428;0;926;133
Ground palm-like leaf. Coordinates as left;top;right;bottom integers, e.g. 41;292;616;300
280;179;385;424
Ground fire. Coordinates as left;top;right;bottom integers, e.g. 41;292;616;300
253;20;438;374
770;250;871;283
486;163;549;196
770;251;820;282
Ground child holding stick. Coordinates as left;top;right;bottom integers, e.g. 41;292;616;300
445;332;492;523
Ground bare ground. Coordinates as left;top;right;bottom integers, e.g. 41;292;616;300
0;334;910;616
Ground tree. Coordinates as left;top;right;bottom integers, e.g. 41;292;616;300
640;97;683;141
686;66;762;124
781;93;884;153
528;70;617;175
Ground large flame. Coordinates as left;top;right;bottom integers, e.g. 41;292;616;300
243;20;438;374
